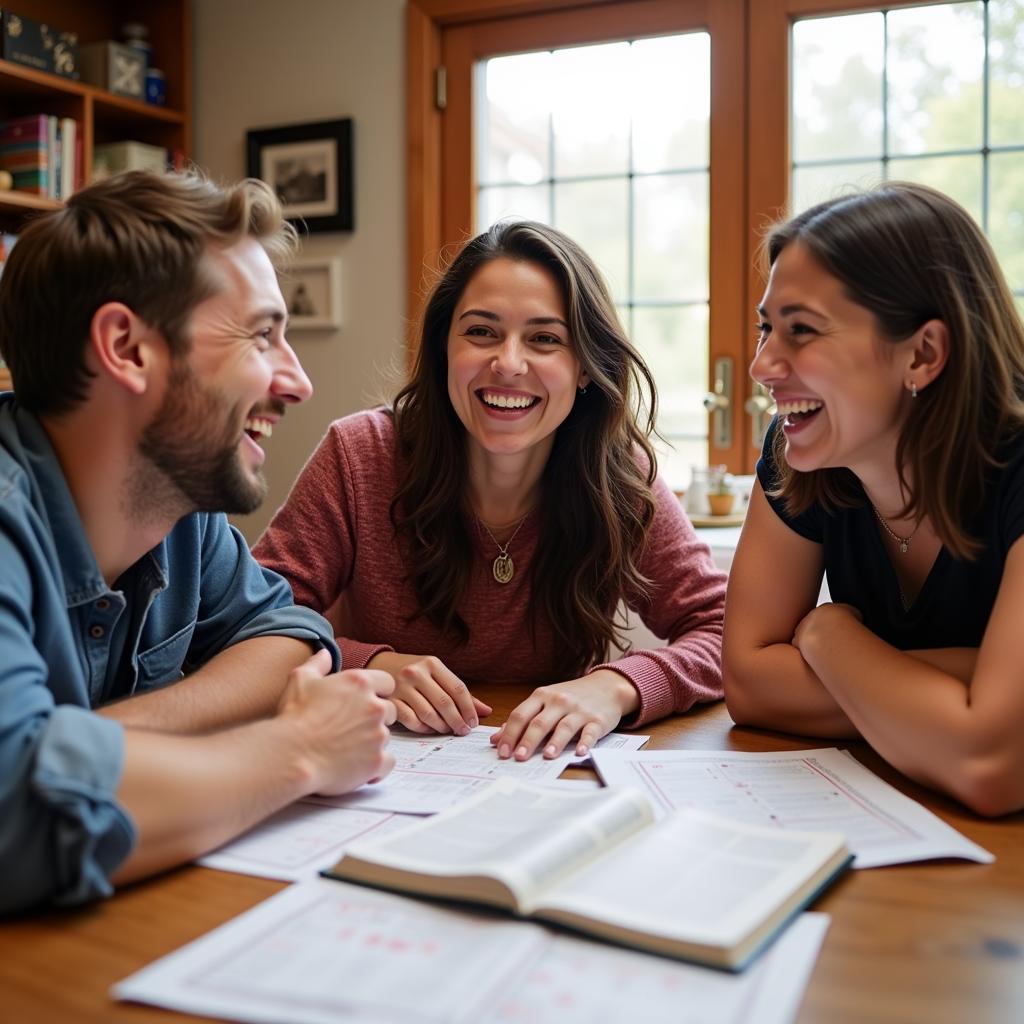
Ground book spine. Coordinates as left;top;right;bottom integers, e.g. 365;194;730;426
0;114;69;197
0;114;49;140
46;116;58;199
59;118;77;197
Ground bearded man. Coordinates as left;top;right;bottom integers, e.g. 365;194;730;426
0;170;395;915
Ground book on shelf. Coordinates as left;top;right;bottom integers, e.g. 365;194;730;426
326;778;851;971
0;114;49;195
92;140;169;181
0;114;81;199
59;117;77;198
46;115;58;199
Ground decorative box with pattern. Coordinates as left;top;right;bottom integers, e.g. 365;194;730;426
1;10;79;79
79;40;145;99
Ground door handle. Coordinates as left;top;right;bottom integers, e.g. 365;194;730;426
744;385;776;448
702;357;732;449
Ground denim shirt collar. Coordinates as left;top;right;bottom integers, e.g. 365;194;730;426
3;399;169;607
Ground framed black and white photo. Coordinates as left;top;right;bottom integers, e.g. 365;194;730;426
247;118;354;233
285;257;342;331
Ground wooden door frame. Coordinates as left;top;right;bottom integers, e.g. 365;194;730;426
407;2;613;325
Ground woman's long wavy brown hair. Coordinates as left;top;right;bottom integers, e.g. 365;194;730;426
391;220;659;675
764;182;1024;559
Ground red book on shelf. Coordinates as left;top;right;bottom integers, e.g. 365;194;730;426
0;114;48;195
0;114;49;142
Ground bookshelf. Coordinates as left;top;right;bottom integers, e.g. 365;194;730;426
0;1;191;391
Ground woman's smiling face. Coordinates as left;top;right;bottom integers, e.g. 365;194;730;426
750;240;914;477
446;256;588;462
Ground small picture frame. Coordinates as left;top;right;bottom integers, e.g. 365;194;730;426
284;257;342;331
247;118;354;233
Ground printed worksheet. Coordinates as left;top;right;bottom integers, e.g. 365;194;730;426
592;747;993;868
310;727;576;814
569;730;650;765
113;877;830;1024
308;726;639;816
198;804;413;881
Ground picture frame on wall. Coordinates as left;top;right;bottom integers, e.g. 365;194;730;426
284;257;342;331
246;118;354;233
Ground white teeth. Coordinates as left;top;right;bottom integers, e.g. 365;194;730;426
245;417;273;438
776;399;823;416
481;391;535;409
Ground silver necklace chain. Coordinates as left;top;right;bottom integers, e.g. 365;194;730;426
477;513;529;584
871;504;918;555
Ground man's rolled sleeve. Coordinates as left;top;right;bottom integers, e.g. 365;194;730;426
171;514;340;672
227;604;342;671
1;706;135;915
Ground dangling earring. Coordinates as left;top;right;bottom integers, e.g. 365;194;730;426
910;382;918;399
578;384;588;396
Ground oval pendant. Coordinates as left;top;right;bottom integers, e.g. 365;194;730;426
493;553;514;584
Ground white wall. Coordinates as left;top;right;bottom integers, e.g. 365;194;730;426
192;0;407;543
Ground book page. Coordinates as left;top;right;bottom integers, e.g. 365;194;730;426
198;803;413;881
535;809;843;950
338;779;654;905
310;726;575;815
592;747;993;868
114;877;830;1024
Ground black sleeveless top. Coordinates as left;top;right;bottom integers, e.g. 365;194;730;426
756;419;1024;650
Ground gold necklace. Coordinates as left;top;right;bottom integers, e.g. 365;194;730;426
871;504;918;555
477;513;529;584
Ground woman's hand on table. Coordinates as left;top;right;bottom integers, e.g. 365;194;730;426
490;670;641;761
367;652;492;735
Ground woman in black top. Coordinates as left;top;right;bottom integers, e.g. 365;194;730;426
723;182;1024;816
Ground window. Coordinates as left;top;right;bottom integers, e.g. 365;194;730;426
408;0;1024;473
791;1;1024;319
477;34;712;481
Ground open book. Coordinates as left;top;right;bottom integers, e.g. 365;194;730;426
326;778;850;971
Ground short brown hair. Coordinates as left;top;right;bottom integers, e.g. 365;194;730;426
0;169;297;415
763;182;1024;559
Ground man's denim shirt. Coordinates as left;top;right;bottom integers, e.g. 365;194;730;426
0;395;339;914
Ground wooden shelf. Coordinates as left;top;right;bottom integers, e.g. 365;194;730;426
0;57;88;97
0;58;186;121
92;90;185;123
0;190;62;213
0;1;192;395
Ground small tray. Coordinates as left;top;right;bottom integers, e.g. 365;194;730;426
689;513;746;528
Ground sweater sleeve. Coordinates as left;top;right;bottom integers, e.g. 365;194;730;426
592;475;727;727
252;415;394;670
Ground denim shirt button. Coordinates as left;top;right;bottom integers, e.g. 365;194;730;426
94;598;110;611
89;625;105;639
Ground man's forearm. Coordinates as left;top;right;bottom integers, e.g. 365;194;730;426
98;636;317;733
111;716;312;883
112;657;396;885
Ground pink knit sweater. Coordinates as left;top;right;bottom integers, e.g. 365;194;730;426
254;409;726;726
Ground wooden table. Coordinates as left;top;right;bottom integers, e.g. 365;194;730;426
2;685;1023;1024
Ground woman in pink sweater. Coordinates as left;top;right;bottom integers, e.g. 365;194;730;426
255;221;725;761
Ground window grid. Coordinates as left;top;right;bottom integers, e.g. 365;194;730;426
790;1;1024;237
477;38;712;455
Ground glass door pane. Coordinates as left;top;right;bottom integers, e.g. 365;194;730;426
476;32;712;488
790;1;1024;244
